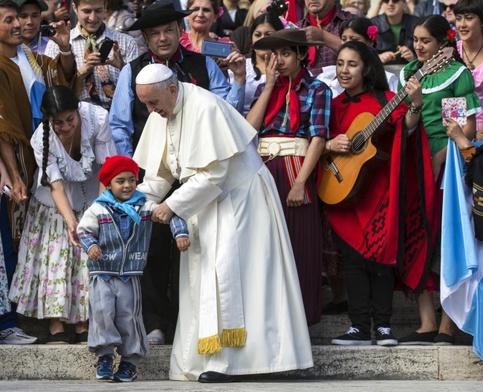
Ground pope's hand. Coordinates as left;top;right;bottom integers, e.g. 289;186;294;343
152;201;174;224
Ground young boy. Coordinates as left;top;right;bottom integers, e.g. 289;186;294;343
77;155;189;382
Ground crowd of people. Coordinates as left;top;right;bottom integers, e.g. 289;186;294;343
0;0;482;384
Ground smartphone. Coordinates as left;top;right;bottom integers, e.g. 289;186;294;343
201;40;232;58
99;38;114;63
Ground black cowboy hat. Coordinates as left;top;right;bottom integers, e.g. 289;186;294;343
127;0;194;31
252;29;323;50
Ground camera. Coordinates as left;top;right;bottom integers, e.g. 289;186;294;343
266;0;288;16
40;25;56;37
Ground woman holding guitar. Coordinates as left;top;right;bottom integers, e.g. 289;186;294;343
326;40;427;346
398;14;481;346
246;29;331;326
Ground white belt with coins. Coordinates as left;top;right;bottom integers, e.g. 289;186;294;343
258;137;309;160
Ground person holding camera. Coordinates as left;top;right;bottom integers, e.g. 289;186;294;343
16;0;50;54
45;0;139;110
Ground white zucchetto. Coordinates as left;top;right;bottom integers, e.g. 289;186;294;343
136;64;174;85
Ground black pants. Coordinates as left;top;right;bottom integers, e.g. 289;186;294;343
338;238;395;335
141;222;180;337
140;178;181;338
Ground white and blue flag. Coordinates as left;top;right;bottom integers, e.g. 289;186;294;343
441;139;483;360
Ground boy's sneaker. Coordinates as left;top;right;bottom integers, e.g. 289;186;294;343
95;355;114;380
375;327;398;346
0;327;38;344
331;326;372;346
114;361;137;382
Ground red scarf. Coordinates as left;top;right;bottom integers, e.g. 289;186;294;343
307;6;336;66
150;47;181;66
264;68;306;131
149;47;197;84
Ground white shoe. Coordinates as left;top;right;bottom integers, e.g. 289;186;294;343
147;329;165;345
0;327;38;344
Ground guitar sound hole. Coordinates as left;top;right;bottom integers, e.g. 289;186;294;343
351;133;366;153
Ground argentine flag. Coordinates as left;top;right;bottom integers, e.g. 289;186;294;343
441;139;483;360
17;45;46;131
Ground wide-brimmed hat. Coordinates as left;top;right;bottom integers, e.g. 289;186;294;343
13;0;48;12
127;0;194;31
252;29;323;50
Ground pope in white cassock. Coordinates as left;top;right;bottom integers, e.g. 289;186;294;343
133;64;313;382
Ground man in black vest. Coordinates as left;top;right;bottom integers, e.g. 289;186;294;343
108;0;246;347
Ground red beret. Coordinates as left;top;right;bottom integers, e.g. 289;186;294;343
98;155;139;187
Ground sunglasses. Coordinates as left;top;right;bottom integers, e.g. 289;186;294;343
445;4;455;10
382;0;401;3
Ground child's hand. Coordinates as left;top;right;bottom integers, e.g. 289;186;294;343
88;245;102;260
176;236;191;252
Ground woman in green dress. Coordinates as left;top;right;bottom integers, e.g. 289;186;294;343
398;14;482;345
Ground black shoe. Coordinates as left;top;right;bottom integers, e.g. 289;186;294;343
399;330;437;345
198;371;239;383
75;331;88;344
323;300;348;315
46;332;71;344
375;327;398;346
434;333;455;346
331;326;372;346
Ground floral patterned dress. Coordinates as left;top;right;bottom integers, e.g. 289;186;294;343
0;209;10;316
8;102;116;323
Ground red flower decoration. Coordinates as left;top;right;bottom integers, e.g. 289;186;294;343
367;26;378;42
217;6;224;18
446;29;457;42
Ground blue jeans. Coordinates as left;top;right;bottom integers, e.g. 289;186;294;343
0;195;18;330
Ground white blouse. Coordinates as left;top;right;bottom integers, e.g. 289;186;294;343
30;102;117;212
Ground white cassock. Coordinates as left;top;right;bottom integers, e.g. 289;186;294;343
134;82;313;381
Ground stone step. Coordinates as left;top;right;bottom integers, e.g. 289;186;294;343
15;290;474;346
0;345;482;381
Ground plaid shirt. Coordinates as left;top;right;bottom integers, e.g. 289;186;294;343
254;71;331;139
45;25;139;109
297;5;353;77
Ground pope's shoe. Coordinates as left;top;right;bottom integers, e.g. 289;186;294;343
198;371;239;383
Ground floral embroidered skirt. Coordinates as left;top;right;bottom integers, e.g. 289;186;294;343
9;197;89;323
0;228;10;317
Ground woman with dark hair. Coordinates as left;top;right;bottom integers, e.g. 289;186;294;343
454;0;483;137
319;18;398;109
246;29;330;326
398;14;482;345
9;86;116;344
325;40;429;346
229;13;284;116
180;0;230;52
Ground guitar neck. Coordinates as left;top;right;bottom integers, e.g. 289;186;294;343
361;69;424;139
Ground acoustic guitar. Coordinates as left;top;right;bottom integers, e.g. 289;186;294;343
318;47;454;209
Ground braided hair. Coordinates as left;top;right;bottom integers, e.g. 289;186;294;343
250;13;284;81
39;86;80;187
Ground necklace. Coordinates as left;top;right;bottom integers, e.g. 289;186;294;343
462;42;483;70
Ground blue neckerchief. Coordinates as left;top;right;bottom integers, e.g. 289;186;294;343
95;190;146;224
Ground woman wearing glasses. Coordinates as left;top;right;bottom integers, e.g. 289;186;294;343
454;0;483;138
370;0;417;65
